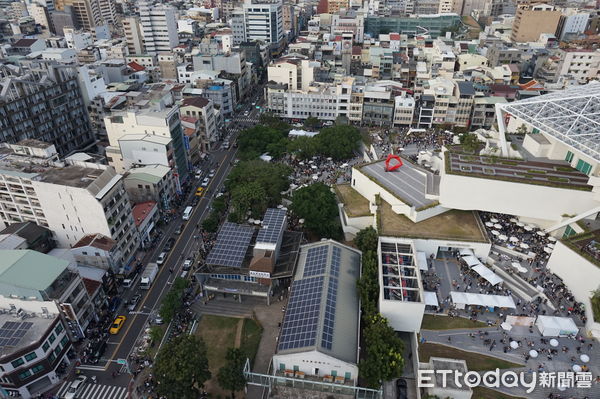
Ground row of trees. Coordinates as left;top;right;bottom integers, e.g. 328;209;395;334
354;227;406;388
158;277;189;324
154;336;247;399
237;113;362;162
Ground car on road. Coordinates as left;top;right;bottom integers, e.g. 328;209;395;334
223;141;230;149
182;258;193;271
208;169;216;178
244;110;249;116
195;171;202;179
156;252;167;265
195;187;205;196
164;238;175;252
127;294;142;311
174;225;182;235
109;315;126;334
64;375;87;399
201;177;210;187
153;316;164;325
396;378;408;399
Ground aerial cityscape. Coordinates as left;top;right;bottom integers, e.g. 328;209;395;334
0;0;599;397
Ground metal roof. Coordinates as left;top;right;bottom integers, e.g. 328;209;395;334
0;250;68;291
499;82;600;162
277;240;361;365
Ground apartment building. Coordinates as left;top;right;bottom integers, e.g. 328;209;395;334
0;61;93;157
232;1;284;46
511;2;562;43
139;0;179;54
330;9;364;43
123;16;145;55
470;96;506;129
362;86;395;126
0;298;73;399
267;57;319;92
192;51;251;99
123;165;178;210
104;105;189;183
486;44;523;67
393;95;416;127
180;96;220;145
181;71;237;116
0;141;139;268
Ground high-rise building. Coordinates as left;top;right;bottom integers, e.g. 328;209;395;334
139;0;179;54
123;16;145;54
0;61;93;156
53;0;115;30
232;0;284;46
511;1;562;43
0;141;140;268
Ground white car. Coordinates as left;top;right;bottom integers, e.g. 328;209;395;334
65;376;87;399
182;258;193;271
201;178;210;187
156;252;167;265
208;169;216;178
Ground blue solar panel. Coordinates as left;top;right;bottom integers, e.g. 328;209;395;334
331;246;341;278
321;276;338;350
256;208;286;244
205;222;255;268
278;276;325;351
303;246;329;277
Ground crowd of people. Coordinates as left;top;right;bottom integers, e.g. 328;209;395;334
282;154;358;188
371;127;455;157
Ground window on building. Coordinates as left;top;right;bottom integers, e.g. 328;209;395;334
11;358;24;368
24;352;37;362
48;333;56;344
18;370;31;380
60;336;69;347
55;323;64;335
31;365;44;374
565;151;574;163
42;342;50;352
576;159;592;175
563;225;576;239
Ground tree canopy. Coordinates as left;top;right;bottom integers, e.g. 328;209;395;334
304;116;320;129
154;335;212;399
354;226;378;253
287;136;319;160
217;348;247;399
458;132;480;154
315;125;361;160
225;160;291;222
356;250;379;316
159;277;189;323
237;125;288;160
291;183;342;239
359;313;405;388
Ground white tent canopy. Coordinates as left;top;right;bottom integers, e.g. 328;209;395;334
288;129;319;137
459;248;474;257
416;251;428;271
462;255;480;267
450;291;516;309
472;264;504;285
424;291;439;307
536;316;579;337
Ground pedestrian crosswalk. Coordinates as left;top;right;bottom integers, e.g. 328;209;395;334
56;382;128;399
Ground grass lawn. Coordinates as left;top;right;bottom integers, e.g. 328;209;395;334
418;343;523;371
421;314;488;330
196;315;240;397
239;318;263;366
379;201;487;242
335;184;372;217
472;386;526;399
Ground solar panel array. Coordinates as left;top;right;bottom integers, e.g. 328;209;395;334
256;208;286;244
0;321;33;347
321;277;338;350
205;222;255;268
303;246;329;277
278;276;324;351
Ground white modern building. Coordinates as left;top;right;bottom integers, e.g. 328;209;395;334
378;237;425;332
273;240;361;383
139;0;179;54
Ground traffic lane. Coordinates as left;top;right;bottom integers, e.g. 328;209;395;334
109;143;238;361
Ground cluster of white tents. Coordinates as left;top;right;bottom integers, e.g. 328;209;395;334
459;249;503;286
450;291;516;310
